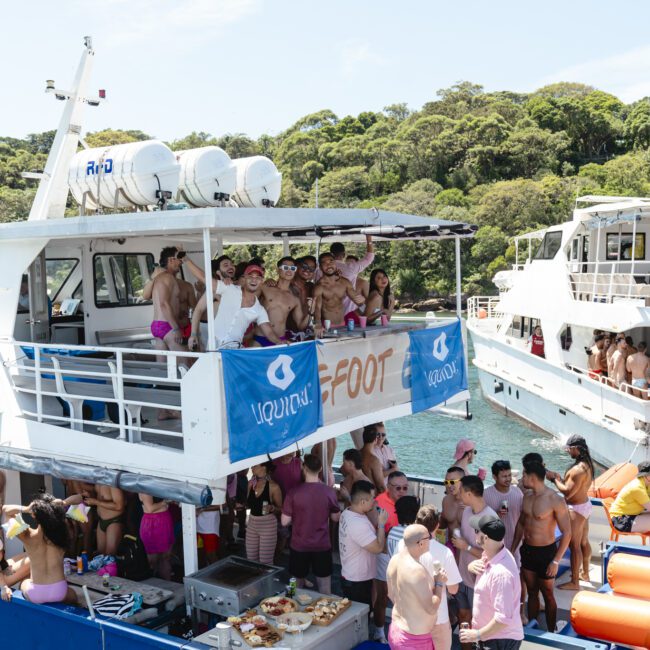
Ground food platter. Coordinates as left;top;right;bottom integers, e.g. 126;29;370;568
258;595;299;617
303;596;351;626
276;611;313;633
227;611;284;647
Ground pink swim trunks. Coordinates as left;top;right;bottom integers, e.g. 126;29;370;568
568;500;593;519
151;320;173;340
388;624;434;649
22;579;69;604
140;510;175;555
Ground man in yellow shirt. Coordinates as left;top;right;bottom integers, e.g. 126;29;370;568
610;462;650;534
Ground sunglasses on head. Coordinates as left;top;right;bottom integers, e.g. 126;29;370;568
175;251;186;260
444;478;461;486
280;264;297;272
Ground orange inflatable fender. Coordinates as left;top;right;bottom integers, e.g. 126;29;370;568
478;308;488;319
607;553;650;599
571;591;650;648
588;462;638;499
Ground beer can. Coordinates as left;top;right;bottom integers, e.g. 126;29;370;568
102;574;110;588
347;319;355;331
288;577;297;597
501;499;509;513
453;528;461;539
63;559;71;576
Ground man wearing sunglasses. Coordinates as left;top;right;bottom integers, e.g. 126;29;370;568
440;466;465;550
253;257;309;346
150;247;189;354
373;471;410;643
386;524;445;650
292;256;317;319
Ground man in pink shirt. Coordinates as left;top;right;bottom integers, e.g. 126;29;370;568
460;514;523;649
338;480;388;612
314;235;374;318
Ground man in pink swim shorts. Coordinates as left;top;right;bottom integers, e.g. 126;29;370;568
386;524;446;649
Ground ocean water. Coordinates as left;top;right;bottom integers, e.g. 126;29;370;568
335;316;574;480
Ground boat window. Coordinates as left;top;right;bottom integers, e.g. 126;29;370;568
606;233;645;261
560;325;572;351
509;315;522;337
534;231;563;260
94;253;154;308
72;281;83;300
45;258;78;302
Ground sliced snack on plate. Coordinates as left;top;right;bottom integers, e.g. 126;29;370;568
276;612;313;633
295;592;313;606
305;597;351;626
227;610;284;647
259;595;298;617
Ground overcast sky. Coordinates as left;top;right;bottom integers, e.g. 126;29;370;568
3;0;650;141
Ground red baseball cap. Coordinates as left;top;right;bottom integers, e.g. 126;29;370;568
244;264;265;277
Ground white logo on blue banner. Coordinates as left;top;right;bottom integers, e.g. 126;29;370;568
407;320;467;413
221;341;322;462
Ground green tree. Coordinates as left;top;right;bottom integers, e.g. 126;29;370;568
85;129;152;147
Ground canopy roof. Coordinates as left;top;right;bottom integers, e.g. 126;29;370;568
0;207;477;245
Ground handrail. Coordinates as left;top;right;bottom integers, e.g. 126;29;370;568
565;362;650;400
567;261;650;304
4;340;202;444
467;296;503;321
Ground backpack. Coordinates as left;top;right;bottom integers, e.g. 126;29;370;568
115;534;152;581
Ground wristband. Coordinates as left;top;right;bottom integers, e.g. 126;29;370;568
551;560;559;565
476;630;481;641
434;582;444;588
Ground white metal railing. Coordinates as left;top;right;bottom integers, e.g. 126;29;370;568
467;296;503;321
566;362;650;401
3;341;202;445
567;261;650;304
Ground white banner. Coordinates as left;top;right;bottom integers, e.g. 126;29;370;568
318;332;411;425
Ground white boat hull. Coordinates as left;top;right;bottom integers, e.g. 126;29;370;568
470;329;650;468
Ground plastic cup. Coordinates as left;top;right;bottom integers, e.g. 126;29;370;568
323;320;331;332
380;314;389;326
358;316;367;328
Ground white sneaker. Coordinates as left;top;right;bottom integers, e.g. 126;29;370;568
373;630;388;644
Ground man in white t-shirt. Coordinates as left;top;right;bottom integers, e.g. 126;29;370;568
189;265;283;350
338;480;388;612
396;505;461;650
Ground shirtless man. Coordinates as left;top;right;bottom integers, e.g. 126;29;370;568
292;256;317;318
609;334;628;387
360;425;386;494
546;435;595;590
254;257;308;345
144;265;196;339
512;460;571;632
150;247;186;355
587;334;606;378
84;484;126;556
626;341;649;398
439;466;465;544
339;449;372;505
2;495;76;604
386;524;446;649
313;253;364;335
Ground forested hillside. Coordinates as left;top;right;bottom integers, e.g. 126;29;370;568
3;81;650;299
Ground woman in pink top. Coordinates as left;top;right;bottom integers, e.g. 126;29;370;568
460;514;523;649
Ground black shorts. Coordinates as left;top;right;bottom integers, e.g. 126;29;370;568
521;542;557;579
340;577;373;607
289;548;333;578
611;514;636;533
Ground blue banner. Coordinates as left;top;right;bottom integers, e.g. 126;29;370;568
407;320;468;414
221;341;322;462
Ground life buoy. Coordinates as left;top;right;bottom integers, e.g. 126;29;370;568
588;462;638;499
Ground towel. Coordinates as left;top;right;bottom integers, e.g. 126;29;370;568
92;592;143;619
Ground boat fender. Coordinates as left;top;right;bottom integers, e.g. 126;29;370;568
588;462;638;499
571;591;650;648
607;553;650;599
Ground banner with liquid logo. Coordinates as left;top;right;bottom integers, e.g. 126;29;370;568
221;341;322;462
407;320;467;414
